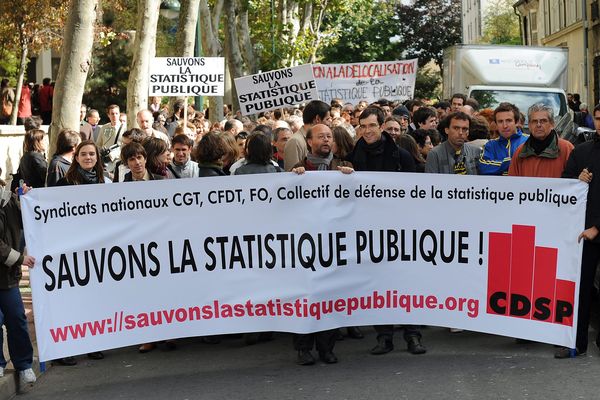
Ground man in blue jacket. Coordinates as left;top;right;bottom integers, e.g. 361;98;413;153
478;103;528;175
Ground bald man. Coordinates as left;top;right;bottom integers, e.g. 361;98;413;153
137;109;170;144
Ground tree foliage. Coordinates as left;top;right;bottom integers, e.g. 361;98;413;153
414;67;442;100
320;0;399;64
318;0;461;68
0;0;67;81
481;0;521;45
394;0;461;67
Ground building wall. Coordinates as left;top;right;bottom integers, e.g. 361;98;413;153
462;0;490;43
516;0;591;104
543;25;585;100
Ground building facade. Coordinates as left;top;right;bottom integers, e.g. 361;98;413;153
514;0;600;106
462;0;490;43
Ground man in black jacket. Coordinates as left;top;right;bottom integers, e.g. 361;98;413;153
345;107;424;355
559;103;600;358
346;107;416;173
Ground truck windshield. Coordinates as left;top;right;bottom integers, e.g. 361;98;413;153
470;90;568;124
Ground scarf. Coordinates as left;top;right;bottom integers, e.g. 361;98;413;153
77;166;99;184
306;152;334;171
530;131;556;155
357;134;386;157
152;164;168;177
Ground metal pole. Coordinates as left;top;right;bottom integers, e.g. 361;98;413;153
583;0;589;104
195;6;204;113
271;0;275;55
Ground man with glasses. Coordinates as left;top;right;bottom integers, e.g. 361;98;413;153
425;111;480;175
346;107;415;172
508;103;573;178
345;107;423;356
479;102;528;176
283;100;332;171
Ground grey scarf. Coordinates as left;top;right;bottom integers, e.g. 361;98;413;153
306;152;334;170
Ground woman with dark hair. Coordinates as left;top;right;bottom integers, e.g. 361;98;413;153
142;137;173;179
234;132;282;175
397;134;426;173
218;132;240;175
332;126;355;162
56;141;105;186
54;141;105;362
194;132;227;176
46;129;81;187
232;131;280;346
18;129;47;188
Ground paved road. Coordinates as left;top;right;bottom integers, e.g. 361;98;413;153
18;326;600;400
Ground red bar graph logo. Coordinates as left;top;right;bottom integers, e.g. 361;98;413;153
486;225;574;326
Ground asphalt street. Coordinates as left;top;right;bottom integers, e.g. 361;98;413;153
17;326;600;400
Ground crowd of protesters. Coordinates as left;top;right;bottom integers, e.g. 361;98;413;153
1;86;600;388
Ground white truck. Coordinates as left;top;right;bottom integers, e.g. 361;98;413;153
442;45;569;124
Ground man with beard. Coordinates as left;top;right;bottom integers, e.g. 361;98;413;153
290;123;352;365
284;100;332;171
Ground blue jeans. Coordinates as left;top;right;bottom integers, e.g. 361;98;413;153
0;287;33;371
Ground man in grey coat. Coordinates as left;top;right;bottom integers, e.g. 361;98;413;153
425;111;480;175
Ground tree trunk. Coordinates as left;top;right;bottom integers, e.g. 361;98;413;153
224;0;243;113
126;0;160;128
49;0;97;156
166;0;201;109
237;0;256;74
176;0;200;56
9;41;27;125
199;0;224;122
284;0;302;66
308;0;327;63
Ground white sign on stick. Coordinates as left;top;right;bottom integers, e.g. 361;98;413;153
149;57;225;96
234;64;318;116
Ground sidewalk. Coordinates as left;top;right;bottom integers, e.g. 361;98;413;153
0;270;44;399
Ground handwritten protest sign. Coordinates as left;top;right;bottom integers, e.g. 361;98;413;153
313;59;418;104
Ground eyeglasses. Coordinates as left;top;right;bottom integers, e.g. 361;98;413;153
530;119;550;126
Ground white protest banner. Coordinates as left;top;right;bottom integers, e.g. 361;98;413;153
234;64;318;116
148;57;225;96
21;173;586;361
313;59;418;105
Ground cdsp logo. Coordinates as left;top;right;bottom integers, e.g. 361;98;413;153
486;225;575;326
